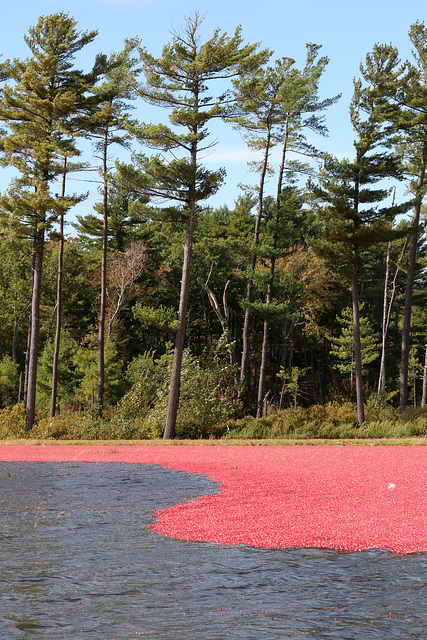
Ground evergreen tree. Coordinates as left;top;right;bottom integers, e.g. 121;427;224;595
117;13;266;438
86;45;140;415
73;183;145;252
0;13;98;430
330;305;380;386
231;44;339;411
396;22;427;409
311;44;408;425
37;330;82;410
0;233;32;364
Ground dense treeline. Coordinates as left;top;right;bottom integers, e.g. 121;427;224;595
0;12;426;438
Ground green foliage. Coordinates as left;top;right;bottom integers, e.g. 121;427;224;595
0;396;425;441
222;402;427;440
0;357;20;407
133;302;179;332
0;236;31;362
117;349;172;426
36;330;82;410
115;345;242;438
73;184;146;253
0;403;27;439
277;365;309;409
75;338;124;407
330;305;380;376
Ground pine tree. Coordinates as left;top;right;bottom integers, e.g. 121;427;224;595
311;44;408;425
86;45;140;415
117;13;266;438
73;183;145;252
396;22;427;409
0;12;98;430
231;44;339;411
330;305;380;386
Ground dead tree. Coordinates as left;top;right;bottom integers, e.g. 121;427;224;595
198;263;236;365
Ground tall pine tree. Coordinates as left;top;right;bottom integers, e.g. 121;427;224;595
0;12;98;430
311;44;408;425
117;13;266;438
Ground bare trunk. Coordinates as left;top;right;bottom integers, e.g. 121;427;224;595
240;129;271;388
18;372;23;404
26;232;44;431
164;212;194;439
24;254;36;410
50;158;67;417
323;337;329;399
97;132;108;415
279;324;289;410
12;319;18;362
400;140;427;410
421;343;427;408
378;242;391;393
164;110;199;440
198;268;235;365
352;250;365;426
257;119;288;417
379;235;407;392
257;318;270;418
257;252;276;417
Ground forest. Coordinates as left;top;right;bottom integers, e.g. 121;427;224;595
0;11;426;440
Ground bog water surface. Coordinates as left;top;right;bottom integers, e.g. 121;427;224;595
1;461;425;639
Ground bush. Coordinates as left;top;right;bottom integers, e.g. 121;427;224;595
222;402;427;440
0;356;20;408
113;346;242;439
0;404;27;439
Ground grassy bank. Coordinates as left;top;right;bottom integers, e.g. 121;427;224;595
1;437;427;446
0;401;426;443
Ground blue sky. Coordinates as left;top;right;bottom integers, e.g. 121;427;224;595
1;0;424;220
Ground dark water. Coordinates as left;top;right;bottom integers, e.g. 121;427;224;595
0;462;425;639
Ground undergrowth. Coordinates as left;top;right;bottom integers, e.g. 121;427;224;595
220;402;427;440
0;401;426;441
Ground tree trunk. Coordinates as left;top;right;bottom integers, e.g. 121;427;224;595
378;241;391;393
240;128;271;388
164;110;199;440
351;250;365;426
378;234;407;393
257;318;270;418
23;254;36;411
163;212;194;439
400;139;427;410
421;343;427;408
26;232;44;431
257;118;288;417
257;251;276;417
97;131;108;415
50;158;67;417
18;372;23;404
12;319;18;363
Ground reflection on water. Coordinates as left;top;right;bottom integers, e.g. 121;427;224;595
1;461;425;639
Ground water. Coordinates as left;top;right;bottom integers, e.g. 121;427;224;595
1;461;425;639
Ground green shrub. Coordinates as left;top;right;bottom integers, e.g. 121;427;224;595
114;346;242;439
222;401;427;440
0;356;20;408
0;404;27;439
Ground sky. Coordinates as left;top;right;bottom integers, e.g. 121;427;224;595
0;0;424;223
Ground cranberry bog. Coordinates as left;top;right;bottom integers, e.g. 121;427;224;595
1;443;426;638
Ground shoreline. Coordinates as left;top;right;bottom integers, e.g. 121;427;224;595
1;436;427;446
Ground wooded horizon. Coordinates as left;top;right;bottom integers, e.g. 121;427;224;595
0;12;426;438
